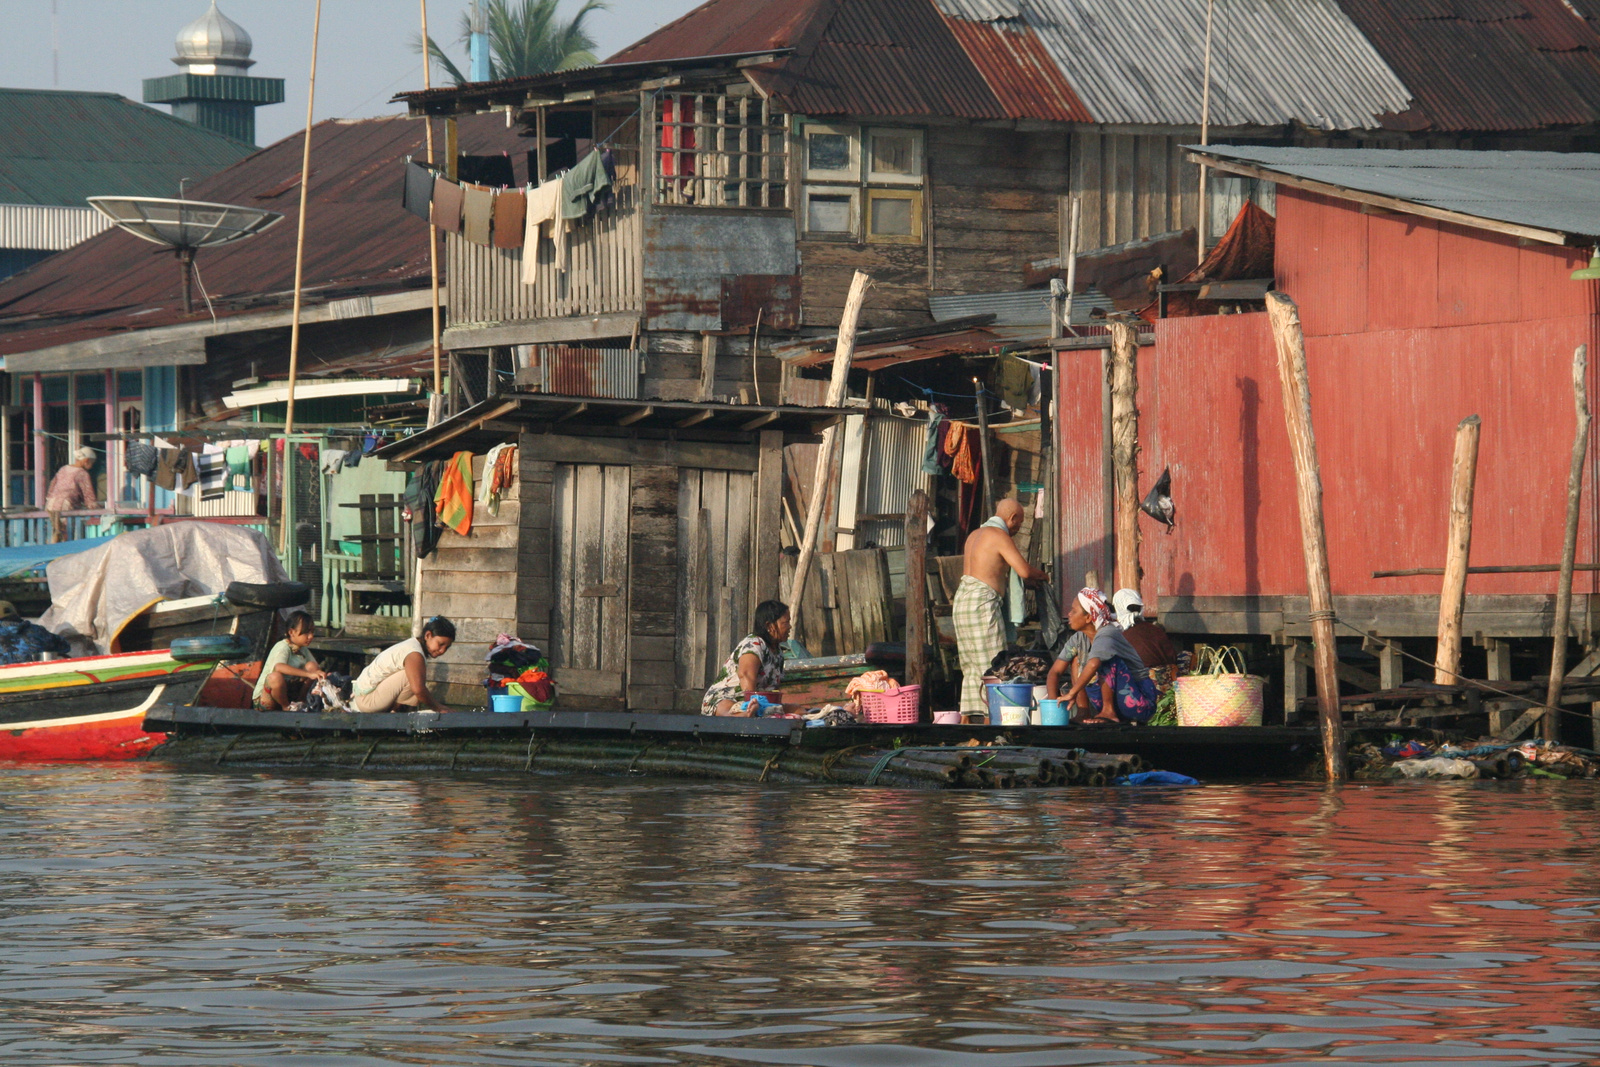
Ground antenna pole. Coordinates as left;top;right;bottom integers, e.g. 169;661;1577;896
422;0;443;414
1198;0;1215;261
179;249;194;315
284;0;322;446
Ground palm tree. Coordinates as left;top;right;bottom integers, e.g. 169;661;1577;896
421;0;607;85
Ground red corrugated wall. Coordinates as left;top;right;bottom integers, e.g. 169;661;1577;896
1130;187;1600;605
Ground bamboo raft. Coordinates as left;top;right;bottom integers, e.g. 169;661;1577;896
143;706;1425;786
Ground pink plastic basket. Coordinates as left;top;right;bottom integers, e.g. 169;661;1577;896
859;685;921;724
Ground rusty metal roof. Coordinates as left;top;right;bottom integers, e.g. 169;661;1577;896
1338;0;1600;132
0;113;529;358
940;12;1091;123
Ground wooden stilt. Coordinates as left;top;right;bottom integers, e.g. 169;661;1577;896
1265;291;1346;782
1434;414;1481;684
1283;640;1307;721
1109;320;1141;594
904;488;929;718
789;271;871;642
1544;343;1590;743
1377;639;1403;690
420;0;443;415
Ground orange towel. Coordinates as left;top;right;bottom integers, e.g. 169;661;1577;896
944;421;978;484
434;450;474;535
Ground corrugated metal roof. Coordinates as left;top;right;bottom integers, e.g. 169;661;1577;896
936;0;1413;129
1337;0;1600;132
0;88;253;208
940;11;1092;122
0;204;111;252
1194;145;1600;241
0;112;530;356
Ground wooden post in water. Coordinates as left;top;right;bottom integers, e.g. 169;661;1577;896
1109;320;1141;594
1545;343;1590;743
973;377;995;516
904;488;929;717
1434;414;1481;685
1265;291;1346;782
789;271;872;642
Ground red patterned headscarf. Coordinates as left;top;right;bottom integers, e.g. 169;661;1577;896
1076;588;1116;630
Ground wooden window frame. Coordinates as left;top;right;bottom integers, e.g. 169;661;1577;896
865;127;923;185
802;185;860;240
802;123;859;182
864;187;923;244
654;90;789;209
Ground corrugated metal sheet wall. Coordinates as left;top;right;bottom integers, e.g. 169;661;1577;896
540;347;641;399
0;204;110;251
857;413;928;548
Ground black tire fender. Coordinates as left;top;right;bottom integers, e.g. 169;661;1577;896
224;581;311;610
171;634;254;663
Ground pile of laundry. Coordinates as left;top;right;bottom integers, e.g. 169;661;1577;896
1351;736;1598;780
485;634;554;706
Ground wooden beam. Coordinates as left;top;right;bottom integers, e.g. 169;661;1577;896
1266;290;1346;782
441;312;640;350
1293;643;1382;694
1543;343;1590;742
5;335;207;373
1435;414;1481;684
554;401;588;424
698;334;717;402
739;411;779;431
1110;320;1141;594
676;409;714;428
617;405;655;426
904;488;929;717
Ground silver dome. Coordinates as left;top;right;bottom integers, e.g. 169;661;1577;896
173;1;255;75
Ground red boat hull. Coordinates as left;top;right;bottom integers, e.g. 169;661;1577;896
0;710;165;761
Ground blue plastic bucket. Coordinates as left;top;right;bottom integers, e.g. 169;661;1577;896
1038;698;1068;726
986;682;1034;725
490;692;525;713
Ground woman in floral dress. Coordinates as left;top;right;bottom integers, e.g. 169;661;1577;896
701;600;790;715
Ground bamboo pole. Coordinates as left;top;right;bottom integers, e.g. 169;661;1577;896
1545;343;1590;743
1197;0;1216;260
788;270;871;641
904;488;929;717
1434;414;1481;684
973;377;995;515
421;0;443;411
1265;291;1346;782
1109;320;1141;593
282;0;322;441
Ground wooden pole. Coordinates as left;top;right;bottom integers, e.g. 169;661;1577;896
789;270;871;641
1197;0;1216;261
904;488;929;718
282;0;322;441
1545;343;1590;743
1109;320;1141;594
1064;194;1079;335
1265;291;1346;782
421;0;443;412
1433;414;1481;684
973;377;995;515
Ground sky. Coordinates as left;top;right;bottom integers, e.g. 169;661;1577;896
0;0;702;148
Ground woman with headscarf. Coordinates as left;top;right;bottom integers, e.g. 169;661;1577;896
1112;588;1178;674
1045;588;1156;724
44;447;99;543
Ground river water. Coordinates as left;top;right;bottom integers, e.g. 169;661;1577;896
3;765;1599;1066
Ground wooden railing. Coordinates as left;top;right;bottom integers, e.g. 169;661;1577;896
447;184;642;327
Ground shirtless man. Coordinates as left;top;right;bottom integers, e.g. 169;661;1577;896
952;499;1048;716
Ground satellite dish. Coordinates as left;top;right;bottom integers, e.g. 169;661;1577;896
87;196;283;314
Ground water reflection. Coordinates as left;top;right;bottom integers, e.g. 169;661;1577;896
0;765;1598;1065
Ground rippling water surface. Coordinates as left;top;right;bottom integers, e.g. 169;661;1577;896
3;765;1600;1065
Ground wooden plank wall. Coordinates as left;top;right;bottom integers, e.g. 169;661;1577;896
627;464;679;712
549;463;631;702
800;126;1068;330
674;468;756;708
1069;130;1200;252
416;453;521;707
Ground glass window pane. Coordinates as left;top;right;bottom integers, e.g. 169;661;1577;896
75;373;106;401
42;375;68;404
869;196;913;236
807;194;853;233
807;132;851;173
118;371;143;399
872;133;915;175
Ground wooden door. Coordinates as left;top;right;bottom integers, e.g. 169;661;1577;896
676;468;755;693
551;463;631;701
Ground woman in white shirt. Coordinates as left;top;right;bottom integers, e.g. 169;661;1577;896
352;616;456;713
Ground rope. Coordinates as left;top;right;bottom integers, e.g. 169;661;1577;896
820;744;877;781
759;749;785;783
359;739;380;767
525;735;547;771
628;743;655;774
864;748;904;786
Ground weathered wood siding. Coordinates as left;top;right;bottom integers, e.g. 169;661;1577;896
550;463;631;702
799;125;1069;330
1069;130;1200;252
445;184;643;327
675;468;756;708
416;453;521;706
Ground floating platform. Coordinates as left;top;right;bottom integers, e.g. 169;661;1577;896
143;706;1433;786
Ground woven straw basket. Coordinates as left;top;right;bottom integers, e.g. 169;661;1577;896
1174;645;1264;727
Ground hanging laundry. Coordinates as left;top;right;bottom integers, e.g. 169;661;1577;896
194;451;228;491
224;444;251;490
406;460;446;559
297;443;318;465
343;448;361;469
434;450;474;536
320;449;348;475
401;159;435;222
522;179;564;282
477;442;518;516
944;421;978;484
431;177;464;233
560;150;612;222
996;355;1033;412
492;189;526;249
154;448;199;492
462;184;494;245
124;441;158;479
920;408;945;476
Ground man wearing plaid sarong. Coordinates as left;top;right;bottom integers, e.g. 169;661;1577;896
953;499;1047;714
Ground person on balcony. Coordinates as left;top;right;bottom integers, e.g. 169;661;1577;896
45;447;98;543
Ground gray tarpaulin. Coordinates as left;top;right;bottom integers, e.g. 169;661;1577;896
40;524;293;653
